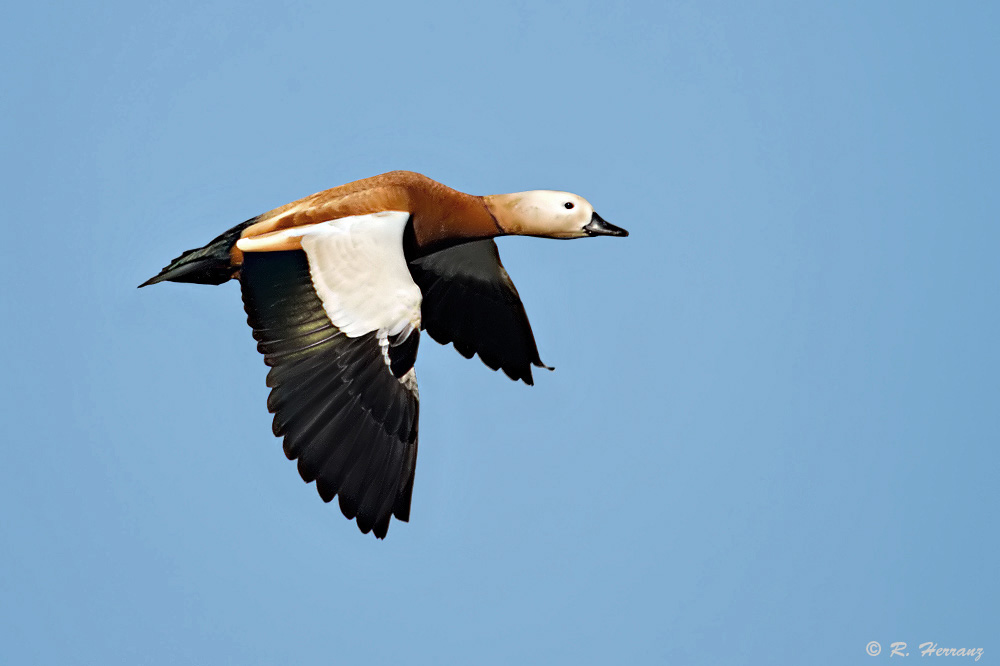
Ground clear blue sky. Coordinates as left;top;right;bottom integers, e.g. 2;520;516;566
2;1;997;664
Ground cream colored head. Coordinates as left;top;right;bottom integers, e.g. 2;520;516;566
484;190;628;239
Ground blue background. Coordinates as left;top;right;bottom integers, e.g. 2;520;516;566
2;1;997;663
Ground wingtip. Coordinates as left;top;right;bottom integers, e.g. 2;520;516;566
520;360;553;385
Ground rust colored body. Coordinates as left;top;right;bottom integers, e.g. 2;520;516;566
230;171;502;265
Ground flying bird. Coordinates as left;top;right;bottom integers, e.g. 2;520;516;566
141;171;627;538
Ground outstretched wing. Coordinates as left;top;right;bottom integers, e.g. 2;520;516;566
238;211;421;538
407;239;550;385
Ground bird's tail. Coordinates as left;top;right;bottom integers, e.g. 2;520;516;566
138;217;259;288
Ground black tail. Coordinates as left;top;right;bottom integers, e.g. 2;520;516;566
138;217;259;288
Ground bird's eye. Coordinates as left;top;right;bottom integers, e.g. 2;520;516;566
564;202;575;209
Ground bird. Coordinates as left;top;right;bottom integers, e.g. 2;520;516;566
140;170;628;538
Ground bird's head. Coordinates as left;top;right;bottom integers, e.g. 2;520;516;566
484;190;628;239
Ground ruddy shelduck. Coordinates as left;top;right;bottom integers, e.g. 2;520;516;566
141;171;627;538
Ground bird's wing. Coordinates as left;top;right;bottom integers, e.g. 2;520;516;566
238;211;421;538
407;239;549;385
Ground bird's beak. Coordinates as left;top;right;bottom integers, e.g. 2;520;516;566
583;211;629;237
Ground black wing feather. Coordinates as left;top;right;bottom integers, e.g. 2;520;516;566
407;239;549;385
240;250;419;539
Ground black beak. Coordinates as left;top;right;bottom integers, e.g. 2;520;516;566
583;211;629;237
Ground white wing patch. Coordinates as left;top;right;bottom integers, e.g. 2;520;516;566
239;211;422;339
